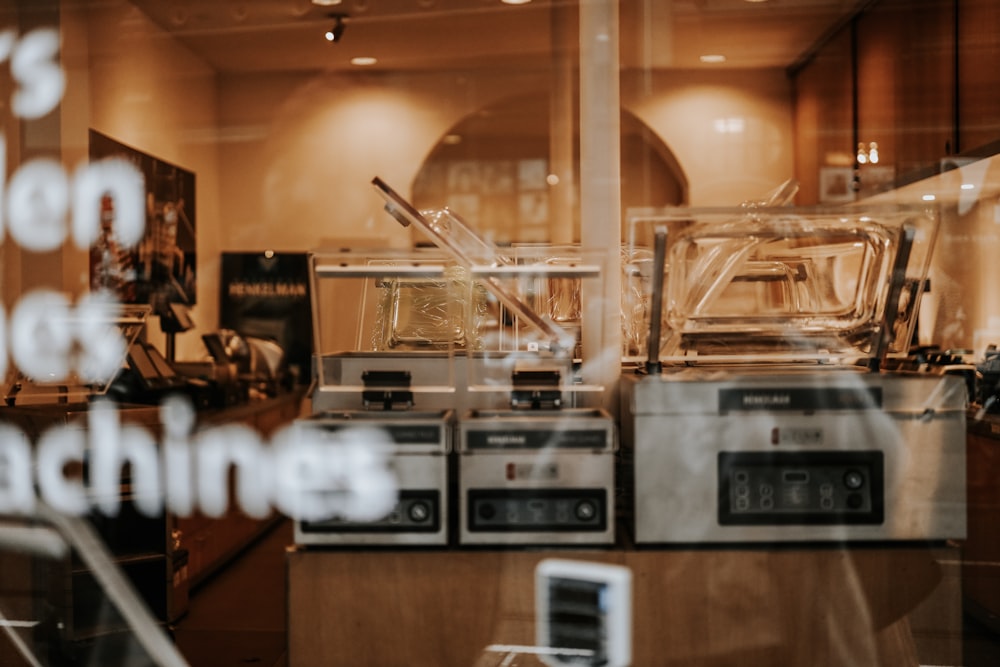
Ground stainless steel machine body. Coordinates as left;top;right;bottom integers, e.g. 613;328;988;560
457;408;617;546
622;368;967;544
293;409;453;546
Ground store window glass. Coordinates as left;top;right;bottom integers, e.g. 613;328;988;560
2;1;1000;666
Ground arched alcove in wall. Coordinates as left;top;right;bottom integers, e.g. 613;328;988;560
411;91;687;245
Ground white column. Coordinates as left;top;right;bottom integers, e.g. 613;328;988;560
549;3;575;246
579;0;621;413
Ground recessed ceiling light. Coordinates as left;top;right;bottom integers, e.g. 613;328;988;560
922;194;936;201
312;0;343;5
351;56;377;66
961;183;975;190
501;0;533;5
700;54;726;64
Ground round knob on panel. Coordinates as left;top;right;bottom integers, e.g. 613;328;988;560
575;500;597;522
408;501;431;523
843;470;865;490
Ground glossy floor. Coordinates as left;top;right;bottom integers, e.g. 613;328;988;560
173;520;291;667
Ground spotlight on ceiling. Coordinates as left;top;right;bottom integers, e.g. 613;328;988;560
325;14;347;42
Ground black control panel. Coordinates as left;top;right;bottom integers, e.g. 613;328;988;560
718;451;884;525
467;489;607;532
299;490;440;533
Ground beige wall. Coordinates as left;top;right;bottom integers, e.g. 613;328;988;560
623;67;795;207
215;69;557;252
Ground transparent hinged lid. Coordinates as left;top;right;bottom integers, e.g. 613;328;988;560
308;248;459;396
625;205;940;364
3;304;150;405
372;178;606;398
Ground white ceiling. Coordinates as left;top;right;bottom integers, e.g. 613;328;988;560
125;0;864;74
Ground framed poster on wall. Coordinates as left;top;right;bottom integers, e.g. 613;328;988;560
88;130;197;307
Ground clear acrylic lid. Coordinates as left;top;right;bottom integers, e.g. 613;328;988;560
372;178;606;399
372;177;577;356
465;244;605;397
625;205;940;365
3;304;150;406
308;248;459;397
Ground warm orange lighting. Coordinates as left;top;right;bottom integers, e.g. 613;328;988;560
868;142;879;164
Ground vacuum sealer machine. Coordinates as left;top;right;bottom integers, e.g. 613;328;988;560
621;204;966;545
373;178;619;546
296;249;461;546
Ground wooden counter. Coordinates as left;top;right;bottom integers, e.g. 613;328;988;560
287;543;958;667
176;389;306;587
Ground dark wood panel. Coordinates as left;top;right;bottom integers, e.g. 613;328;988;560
958;0;1000;152
792;28;854;205
857;0;955;188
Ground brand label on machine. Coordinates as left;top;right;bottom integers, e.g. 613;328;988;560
718;387;882;413
467;429;609;450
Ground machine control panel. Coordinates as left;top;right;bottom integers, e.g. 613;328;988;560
299;490;441;533
468;489;607;532
718;451;884;525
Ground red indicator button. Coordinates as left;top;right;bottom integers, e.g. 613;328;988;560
506;462;516;480
771;427;780;445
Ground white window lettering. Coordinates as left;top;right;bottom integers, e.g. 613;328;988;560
161;395;197;517
0;397;399;523
10;28;64;120
0;135;145;254
0;425;35;513
73;291;126;383
35;425;88;515
89;401;161;517
271;424;397;523
73;157;146;248
7;157;69;252
10;290;74;381
196;424;272;519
